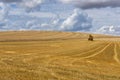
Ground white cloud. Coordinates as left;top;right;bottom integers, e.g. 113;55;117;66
28;12;56;18
98;25;120;35
60;8;92;31
22;0;43;8
0;0;40;11
0;3;8;21
0;0;44;12
1;0;120;36
40;18;60;30
20;0;43;12
41;23;49;27
52;19;59;25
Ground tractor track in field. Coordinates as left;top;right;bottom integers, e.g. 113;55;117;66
46;42;106;65
45;42;110;67
70;42;111;66
79;42;112;59
72;42;109;57
114;42;120;64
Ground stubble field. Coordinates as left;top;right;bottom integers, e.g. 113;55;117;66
0;31;120;80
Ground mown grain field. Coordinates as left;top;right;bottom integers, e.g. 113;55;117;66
0;31;120;80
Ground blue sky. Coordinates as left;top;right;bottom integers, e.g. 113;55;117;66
0;0;120;35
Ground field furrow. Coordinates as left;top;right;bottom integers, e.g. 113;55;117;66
113;42;120;64
0;31;120;80
79;42;111;59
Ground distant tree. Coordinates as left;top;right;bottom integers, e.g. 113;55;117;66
88;34;93;41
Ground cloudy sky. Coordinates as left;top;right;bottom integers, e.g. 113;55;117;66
0;0;120;35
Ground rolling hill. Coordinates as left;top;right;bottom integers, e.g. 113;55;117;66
0;31;116;41
0;31;120;80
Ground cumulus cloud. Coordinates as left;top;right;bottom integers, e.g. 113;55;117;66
18;14;61;31
98;25;120;35
60;0;120;9
0;0;99;32
0;3;8;21
60;9;92;31
20;0;43;12
0;0;60;12
0;0;44;12
40;18;60;30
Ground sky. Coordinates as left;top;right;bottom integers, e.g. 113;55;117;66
0;0;120;35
